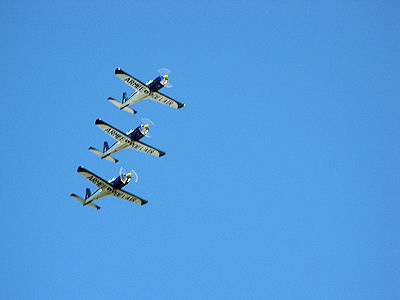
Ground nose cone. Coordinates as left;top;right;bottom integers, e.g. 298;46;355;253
126;173;132;178
163;75;168;80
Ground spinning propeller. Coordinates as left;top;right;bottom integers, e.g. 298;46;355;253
158;68;173;88
119;167;139;184
140;118;155;139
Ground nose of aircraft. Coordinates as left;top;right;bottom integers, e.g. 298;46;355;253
144;124;149;129
163;75;168;80
126;173;132;179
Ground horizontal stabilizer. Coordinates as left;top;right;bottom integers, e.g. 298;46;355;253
70;194;100;210
108;97;137;114
88;147;118;163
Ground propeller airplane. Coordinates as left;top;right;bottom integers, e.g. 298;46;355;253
108;68;185;114
89;119;165;163
70;166;147;210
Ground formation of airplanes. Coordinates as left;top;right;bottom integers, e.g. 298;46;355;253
71;68;184;210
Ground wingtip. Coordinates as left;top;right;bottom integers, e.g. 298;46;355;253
115;68;122;75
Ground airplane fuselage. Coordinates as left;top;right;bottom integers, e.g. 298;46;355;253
84;176;130;204
147;76;166;92
127;125;148;141
109;176;129;189
121;76;165;109
101;125;148;159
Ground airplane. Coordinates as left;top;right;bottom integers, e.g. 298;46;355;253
108;68;185;114
70;166;148;210
89;119;165;163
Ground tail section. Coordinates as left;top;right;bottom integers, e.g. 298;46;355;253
70;193;100;210
85;188;91;200
108;97;137;115
103;142;109;153
88;146;118;163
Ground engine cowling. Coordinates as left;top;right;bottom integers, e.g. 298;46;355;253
127;125;149;141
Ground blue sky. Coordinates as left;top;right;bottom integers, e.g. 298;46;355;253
1;1;399;299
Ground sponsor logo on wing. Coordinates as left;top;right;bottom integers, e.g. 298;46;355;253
87;175;106;189
105;128;130;143
132;143;155;155
124;78;150;94
151;93;174;107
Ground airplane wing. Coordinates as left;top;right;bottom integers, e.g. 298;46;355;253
131;140;166;157
95;119;131;144
77;166;114;191
113;189;148;206
115;68;151;96
149;91;185;109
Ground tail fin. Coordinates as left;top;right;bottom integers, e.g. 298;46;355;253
122;92;127;103
85;188;91;200
103;142;109;153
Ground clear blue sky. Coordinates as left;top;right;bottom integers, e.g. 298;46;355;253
1;1;399;299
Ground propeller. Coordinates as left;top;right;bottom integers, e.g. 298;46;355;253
158;68;173;88
119;166;139;184
140;118;155;139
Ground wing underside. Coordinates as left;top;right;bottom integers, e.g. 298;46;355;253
95;119;131;144
77;166;114;191
113;189;148;205
131;141;166;157
115;68;151;95
149;91;185;109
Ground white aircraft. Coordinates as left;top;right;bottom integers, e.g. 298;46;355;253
71;167;147;210
89;119;165;163
108;68;185;114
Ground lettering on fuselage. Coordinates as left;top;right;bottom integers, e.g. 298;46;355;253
151;92;175;107
124;78;150;95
